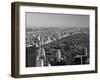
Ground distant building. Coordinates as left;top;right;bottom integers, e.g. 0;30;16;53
49;49;66;66
74;47;89;65
56;50;62;60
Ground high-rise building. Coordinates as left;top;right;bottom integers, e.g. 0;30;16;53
36;47;46;67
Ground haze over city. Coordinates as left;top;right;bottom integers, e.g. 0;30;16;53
26;12;89;28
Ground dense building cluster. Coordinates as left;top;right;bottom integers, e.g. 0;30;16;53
26;45;89;67
26;28;81;47
26;27;89;67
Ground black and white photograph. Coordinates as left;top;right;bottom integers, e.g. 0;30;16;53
11;2;97;77
26;12;90;67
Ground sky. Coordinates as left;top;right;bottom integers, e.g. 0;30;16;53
25;12;89;28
